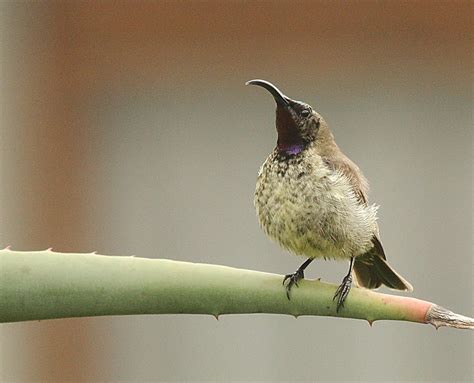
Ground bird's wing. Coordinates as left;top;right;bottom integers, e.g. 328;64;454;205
322;153;385;260
322;154;370;205
322;153;413;291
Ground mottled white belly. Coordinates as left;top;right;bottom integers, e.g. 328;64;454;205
255;155;378;260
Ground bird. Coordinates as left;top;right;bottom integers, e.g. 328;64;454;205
247;79;413;312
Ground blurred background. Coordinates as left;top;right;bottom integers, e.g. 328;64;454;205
0;1;472;382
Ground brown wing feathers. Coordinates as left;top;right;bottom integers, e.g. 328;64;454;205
323;153;412;291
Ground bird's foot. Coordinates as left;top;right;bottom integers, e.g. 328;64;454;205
333;274;352;313
282;268;305;300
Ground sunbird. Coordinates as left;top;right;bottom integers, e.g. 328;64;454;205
248;79;412;311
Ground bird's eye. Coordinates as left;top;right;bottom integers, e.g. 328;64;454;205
301;108;311;117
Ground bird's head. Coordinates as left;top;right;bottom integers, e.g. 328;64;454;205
246;79;325;155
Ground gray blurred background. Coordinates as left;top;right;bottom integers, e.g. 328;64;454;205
0;1;472;382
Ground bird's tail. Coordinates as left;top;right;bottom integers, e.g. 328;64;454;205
353;238;413;291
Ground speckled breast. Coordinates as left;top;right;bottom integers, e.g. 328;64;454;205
254;149;378;260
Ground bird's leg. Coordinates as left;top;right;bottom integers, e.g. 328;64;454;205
283;258;314;300
333;257;355;312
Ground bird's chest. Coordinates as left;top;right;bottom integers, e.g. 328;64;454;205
254;151;377;259
255;153;340;256
255;155;324;221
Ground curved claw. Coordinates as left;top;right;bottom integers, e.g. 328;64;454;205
282;274;297;286
282;269;304;300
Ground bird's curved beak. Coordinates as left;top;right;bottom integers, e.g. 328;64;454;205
246;79;290;107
